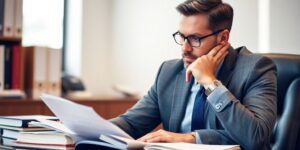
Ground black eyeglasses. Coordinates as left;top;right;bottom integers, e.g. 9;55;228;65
172;29;224;47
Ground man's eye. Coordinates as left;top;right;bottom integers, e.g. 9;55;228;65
188;36;200;42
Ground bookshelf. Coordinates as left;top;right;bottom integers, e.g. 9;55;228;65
1;0;62;99
0;97;138;119
0;37;22;43
0;0;24;98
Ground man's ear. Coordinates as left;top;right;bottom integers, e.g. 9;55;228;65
217;29;230;44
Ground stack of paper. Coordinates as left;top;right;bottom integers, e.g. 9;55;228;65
39;94;240;150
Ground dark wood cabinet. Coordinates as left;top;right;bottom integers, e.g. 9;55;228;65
0;97;138;119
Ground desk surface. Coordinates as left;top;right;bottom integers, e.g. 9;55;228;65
0;97;139;119
0;97;140;150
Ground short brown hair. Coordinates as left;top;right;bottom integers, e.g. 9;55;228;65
176;0;234;31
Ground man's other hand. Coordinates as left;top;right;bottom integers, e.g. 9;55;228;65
137;129;195;143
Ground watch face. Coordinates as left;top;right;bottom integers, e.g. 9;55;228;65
205;89;212;96
205;80;222;96
213;80;222;86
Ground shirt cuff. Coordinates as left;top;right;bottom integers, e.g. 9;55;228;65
195;131;202;144
206;85;235;112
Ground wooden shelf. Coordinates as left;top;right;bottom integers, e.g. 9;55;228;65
0;97;139;119
0;36;22;43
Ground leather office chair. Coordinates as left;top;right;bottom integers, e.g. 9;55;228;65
262;54;300;150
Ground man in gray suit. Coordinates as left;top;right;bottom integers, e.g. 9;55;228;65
111;0;277;149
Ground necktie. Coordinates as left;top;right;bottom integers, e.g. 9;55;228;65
191;86;206;131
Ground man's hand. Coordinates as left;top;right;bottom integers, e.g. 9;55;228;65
186;43;230;84
137;129;195;143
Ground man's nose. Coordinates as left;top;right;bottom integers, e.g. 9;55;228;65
182;40;192;52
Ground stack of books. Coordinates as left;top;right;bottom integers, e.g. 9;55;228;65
15;131;74;150
0;115;74;150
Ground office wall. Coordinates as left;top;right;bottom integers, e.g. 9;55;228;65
110;0;182;95
80;0;299;96
224;0;258;51
270;0;300;54
81;0;114;95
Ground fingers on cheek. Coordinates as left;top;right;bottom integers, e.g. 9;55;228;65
209;49;216;56
195;59;202;66
215;45;223;51
222;47;228;53
203;55;210;61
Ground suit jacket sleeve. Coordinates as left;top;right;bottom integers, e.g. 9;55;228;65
110;62;166;139
197;56;277;150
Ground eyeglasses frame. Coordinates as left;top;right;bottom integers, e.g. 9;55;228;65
172;29;225;48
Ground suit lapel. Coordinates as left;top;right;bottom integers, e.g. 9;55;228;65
169;69;193;132
217;46;238;86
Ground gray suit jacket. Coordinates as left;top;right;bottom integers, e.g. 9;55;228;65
111;46;277;150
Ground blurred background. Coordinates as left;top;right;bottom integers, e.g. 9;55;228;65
15;0;300;96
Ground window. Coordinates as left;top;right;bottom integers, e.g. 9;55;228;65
23;0;64;49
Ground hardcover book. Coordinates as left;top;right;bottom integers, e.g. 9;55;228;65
0;115;58;128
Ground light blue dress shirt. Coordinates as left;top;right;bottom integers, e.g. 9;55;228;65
180;80;200;133
180;59;224;143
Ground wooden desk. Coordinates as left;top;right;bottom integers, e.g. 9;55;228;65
0;97;138;119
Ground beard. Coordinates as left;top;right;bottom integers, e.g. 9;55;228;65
182;51;198;68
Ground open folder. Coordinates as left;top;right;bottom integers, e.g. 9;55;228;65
40;94;240;150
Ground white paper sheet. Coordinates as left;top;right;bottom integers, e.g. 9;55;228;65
30;119;76;135
30;119;83;142
101;135;240;150
40;94;132;140
144;143;240;150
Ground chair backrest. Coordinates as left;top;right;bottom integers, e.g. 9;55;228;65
262;53;300;150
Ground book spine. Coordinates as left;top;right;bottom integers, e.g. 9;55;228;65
13;0;22;38
4;45;12;89
0;0;4;36
33;47;48;99
12;45;21;89
0;45;4;91
47;48;61;96
3;0;15;37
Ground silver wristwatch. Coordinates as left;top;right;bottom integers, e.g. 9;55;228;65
203;80;222;96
